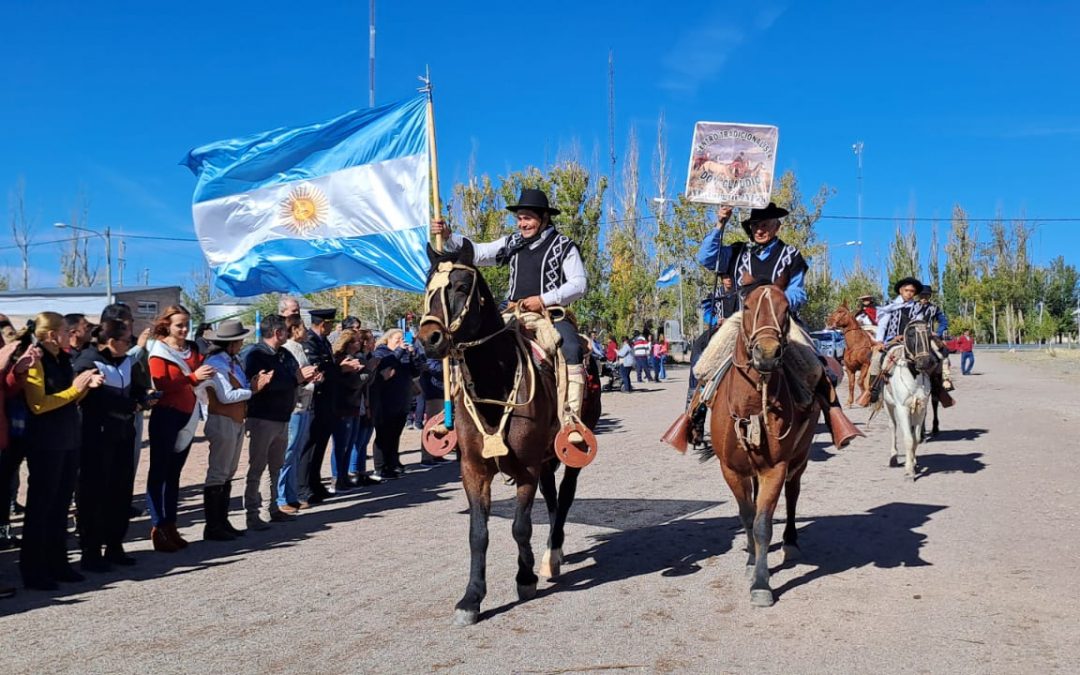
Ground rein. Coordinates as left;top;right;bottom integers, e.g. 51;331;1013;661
421;261;540;458
728;287;796;449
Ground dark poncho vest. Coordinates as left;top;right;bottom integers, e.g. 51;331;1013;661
498;228;577;301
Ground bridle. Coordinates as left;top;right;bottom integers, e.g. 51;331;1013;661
903;321;934;370
741;286;790;361
419;260;538;460
421;261;481;335
729;286;796;446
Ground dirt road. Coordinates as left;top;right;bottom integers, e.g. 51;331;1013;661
1;351;1077;674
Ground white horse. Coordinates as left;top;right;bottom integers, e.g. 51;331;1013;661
882;345;932;480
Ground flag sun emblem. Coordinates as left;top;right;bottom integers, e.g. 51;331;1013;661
279;184;328;234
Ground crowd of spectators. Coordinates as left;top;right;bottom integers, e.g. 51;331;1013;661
0;297;452;598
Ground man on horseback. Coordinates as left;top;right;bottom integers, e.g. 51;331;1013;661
430;188;589;442
854;295;878;327
864;277;954;405
684;202;861;450
917;285;955;392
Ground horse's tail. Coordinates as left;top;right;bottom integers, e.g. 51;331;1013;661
695;442;716;463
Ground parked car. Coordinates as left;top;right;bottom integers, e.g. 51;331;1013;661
809;330;846;359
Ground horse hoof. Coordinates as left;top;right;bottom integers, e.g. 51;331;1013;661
540;548;562;580
517;583;537;601
889;456;900;468
452;609;480;627
782;544;801;563
905;472;916;482
750;589;775;607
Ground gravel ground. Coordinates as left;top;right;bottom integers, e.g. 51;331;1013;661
1;351;1077;674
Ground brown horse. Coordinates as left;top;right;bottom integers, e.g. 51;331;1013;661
826;302;875;406
702;284;820;607
415;241;601;626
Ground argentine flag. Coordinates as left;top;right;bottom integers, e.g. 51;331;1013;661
183;97;430;296
656;264;681;288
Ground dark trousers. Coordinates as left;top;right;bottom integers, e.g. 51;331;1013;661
553;320;583;365
634;355;651;382
78;419;136;556
147;406;193;527
961;351;974;375
373;413;408;473
619;365;633;392
301;409;335;497
0;435;27;526
21;443;79;581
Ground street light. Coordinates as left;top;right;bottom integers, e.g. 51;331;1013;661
852;141;864;259
54;222;113;304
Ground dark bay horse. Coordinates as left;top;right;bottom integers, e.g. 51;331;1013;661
826;302;875;406
415;241;601;626
701;284;820;607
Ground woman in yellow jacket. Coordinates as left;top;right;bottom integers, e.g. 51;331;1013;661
19;312;103;590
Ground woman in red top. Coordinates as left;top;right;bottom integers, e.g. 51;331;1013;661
147;305;215;552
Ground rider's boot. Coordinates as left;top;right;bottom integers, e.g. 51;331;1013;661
565;364;586;444
817;374;864;449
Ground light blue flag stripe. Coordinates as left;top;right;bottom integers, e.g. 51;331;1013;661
214;228;430;296
183;97;428;204
656;264;681;288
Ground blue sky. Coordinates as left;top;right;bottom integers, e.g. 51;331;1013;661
2;0;1078;292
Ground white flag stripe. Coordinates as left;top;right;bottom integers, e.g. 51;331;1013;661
194;154;428;267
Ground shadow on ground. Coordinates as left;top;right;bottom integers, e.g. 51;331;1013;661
0;462;463;616
770;501;947;599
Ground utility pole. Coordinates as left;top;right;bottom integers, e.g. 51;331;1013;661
369;0;376;108
607;50;616;220
142;267;150;286
118;239;126;287
852;141;864;261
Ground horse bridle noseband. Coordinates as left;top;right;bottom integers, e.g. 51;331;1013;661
742;286;791;357
421;261;482;336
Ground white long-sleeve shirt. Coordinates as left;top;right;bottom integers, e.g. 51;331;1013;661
445;229;587;307
205;352;253;405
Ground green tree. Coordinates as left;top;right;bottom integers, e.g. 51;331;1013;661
942;205;976;319
770;171;833;328
886;216;920;292
1038;256;1079;341
181;264;215;327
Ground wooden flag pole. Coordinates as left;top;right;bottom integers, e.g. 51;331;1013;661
422;70;453;431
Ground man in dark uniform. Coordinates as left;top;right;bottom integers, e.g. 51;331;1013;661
431;188;588;440
297;309;349;502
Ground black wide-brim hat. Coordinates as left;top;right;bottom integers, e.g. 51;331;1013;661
506;188;560;216
919;285;934;296
894;277;924;295
744;202;789;224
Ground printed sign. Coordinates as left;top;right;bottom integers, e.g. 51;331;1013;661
684;122;779;207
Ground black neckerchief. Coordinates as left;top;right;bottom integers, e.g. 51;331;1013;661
495;226;553;265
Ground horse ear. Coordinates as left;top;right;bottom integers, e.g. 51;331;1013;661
841;299;849;309
458;239;475;267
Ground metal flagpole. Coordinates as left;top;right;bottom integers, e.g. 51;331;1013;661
677;266;685;342
421;70;453;430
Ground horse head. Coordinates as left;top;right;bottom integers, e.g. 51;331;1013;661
903;320;937;373
741;284;791;374
826;302;853;330
416;240;499;359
